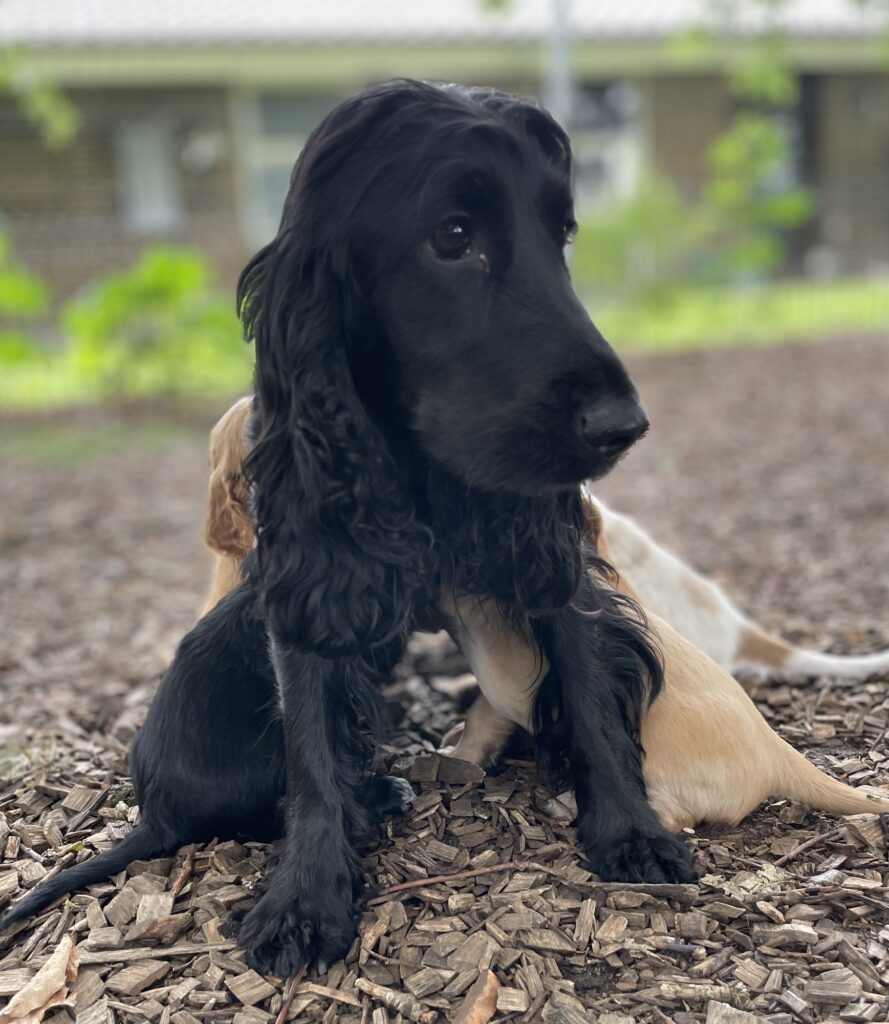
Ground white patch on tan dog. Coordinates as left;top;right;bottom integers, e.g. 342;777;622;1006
591;492;889;682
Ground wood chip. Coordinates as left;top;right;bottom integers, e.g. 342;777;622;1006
595;914;628;944
224;969;277;1006
751;922;818;947
0;969;36;998
496;987;530;1012
803;968;864;1005
705;1002;765;1023
104;959;170;996
452;969;499;1024
0;873;19;905
135;892;175;922
405;967;446;998
103;887;142;928
573;898;595;947
517;928;576;953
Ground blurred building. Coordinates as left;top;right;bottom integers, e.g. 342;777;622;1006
0;0;887;298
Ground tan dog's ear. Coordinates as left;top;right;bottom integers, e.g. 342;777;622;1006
203;396;254;559
581;491;604;550
581;491;635;598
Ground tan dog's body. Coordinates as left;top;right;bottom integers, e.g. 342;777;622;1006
445;598;889;830
203;398;889;830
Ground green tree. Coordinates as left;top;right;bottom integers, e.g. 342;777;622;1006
700;1;813;277
0;48;77;367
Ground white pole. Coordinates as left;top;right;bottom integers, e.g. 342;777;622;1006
546;0;573;130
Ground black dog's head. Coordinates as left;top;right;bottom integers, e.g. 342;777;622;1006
240;79;646;654
245;79;646;495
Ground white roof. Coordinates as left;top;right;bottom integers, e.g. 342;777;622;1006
0;0;884;47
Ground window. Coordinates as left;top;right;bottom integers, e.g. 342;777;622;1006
242;93;340;245
115;120;183;233
571;82;643;211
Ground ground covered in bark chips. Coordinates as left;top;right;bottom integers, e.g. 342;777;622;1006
2;335;889;1024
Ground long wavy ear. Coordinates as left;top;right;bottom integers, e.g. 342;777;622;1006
203;396;253;559
239;234;434;658
199;396;254;616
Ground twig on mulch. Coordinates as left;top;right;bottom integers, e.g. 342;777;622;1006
274;964;308;1024
372;860;526;899
774;826;843;867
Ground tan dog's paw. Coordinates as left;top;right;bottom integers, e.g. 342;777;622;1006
541;790;577;821
437;721;465;757
437;720;505;768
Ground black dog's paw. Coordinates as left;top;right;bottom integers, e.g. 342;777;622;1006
239;872;357;976
583;825;696;884
365;774;414;820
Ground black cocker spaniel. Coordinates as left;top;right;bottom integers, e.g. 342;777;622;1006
0;79;693;974
238;78;693;971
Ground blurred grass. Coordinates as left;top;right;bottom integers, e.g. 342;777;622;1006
0;357;251;410
593;277;889;353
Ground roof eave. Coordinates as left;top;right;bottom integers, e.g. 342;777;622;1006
8;36;886;89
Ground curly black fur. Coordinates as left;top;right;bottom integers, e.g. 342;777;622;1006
532;553;694;883
239;239;437;658
425;466;588;626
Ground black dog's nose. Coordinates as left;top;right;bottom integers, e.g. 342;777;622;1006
577;400;649;459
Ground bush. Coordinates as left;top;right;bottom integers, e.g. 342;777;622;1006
63;246;251;399
571;177;715;303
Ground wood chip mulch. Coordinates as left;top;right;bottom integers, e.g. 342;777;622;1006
2;336;889;1022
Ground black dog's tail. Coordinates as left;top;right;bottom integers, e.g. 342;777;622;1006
0;823;171;934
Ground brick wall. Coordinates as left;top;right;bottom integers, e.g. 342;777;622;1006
815;73;889;273
0;86;249;305
641;75;732;197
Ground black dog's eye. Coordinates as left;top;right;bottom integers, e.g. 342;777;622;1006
562;218;579;245
431;217;472;260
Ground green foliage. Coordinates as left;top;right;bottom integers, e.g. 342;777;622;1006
700;1;813;276
0;227;50;319
0;46;67;387
727;34;799;106
571;178;716;301
0;223;51;376
703;111;812;276
574;0;815;301
0;48;79;147
0;246;251;409
62;247;251;399
0;52;245;409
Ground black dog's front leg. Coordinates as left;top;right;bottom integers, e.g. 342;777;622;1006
238;643;404;976
537;574;696;884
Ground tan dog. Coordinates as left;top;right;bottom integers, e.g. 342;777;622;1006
201;399;889;829
444;597;889;831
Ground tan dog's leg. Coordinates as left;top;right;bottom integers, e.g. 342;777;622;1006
440;694;518;767
439;500;612;770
